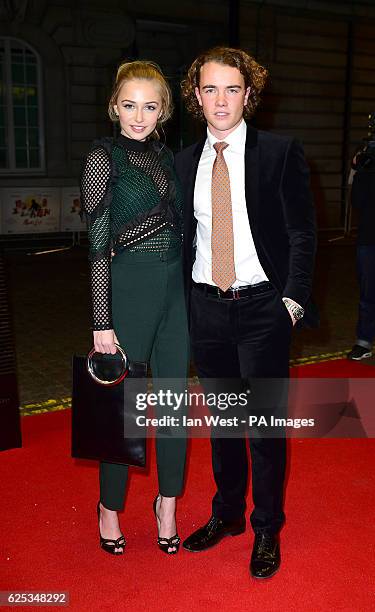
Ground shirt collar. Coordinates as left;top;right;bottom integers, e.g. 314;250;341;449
206;118;247;153
117;133;150;153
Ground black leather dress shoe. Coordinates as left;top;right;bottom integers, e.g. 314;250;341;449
250;532;280;579
183;515;246;552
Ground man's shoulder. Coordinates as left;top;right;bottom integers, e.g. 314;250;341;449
253;127;293;149
175;140;204;162
175;140;206;179
175;127;297;162
248;127;304;165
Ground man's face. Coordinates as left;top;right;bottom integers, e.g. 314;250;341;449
195;61;250;139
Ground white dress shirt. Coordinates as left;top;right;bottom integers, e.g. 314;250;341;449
192;119;269;288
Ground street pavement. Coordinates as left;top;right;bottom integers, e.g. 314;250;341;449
4;240;375;410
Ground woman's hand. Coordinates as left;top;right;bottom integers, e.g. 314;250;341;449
93;330;119;354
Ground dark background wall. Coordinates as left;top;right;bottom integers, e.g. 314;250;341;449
1;0;375;229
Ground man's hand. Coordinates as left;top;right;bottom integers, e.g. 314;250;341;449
93;329;119;354
286;308;297;326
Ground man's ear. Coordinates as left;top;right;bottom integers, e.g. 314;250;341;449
244;86;251;106
195;86;203;107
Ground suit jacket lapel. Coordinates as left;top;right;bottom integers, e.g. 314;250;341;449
186;138;205;233
244;125;259;240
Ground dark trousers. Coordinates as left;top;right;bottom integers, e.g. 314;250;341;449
356;245;375;349
99;247;190;511
190;283;292;534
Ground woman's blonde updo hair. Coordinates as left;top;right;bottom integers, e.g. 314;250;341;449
108;60;173;138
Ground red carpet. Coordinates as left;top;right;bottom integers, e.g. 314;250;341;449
1;359;374;611
291;358;375;378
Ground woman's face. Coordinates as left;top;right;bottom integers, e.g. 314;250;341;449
113;79;162;141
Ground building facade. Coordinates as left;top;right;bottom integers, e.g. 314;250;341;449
1;0;375;230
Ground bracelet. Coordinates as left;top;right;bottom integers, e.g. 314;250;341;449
282;297;305;321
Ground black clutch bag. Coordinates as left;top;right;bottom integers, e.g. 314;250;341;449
71;345;147;467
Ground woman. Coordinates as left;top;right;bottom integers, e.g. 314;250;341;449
81;61;189;555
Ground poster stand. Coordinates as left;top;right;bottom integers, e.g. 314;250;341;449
0;250;22;452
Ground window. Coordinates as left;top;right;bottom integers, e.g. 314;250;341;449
0;37;44;173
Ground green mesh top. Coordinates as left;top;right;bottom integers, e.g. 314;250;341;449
81;134;183;330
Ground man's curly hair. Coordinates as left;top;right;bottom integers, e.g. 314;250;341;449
181;46;268;121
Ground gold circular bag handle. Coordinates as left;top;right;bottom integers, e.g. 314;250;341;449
86;344;129;386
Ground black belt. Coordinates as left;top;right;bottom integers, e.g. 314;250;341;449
192;281;273;300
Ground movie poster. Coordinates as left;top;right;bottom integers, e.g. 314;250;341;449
60;188;85;232
0;188;60;234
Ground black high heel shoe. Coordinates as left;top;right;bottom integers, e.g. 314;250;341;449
153;495;180;555
97;502;126;555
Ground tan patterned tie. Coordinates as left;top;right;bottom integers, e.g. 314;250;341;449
211;142;236;291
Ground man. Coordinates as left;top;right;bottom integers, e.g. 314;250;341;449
347;138;375;361
175;47;317;579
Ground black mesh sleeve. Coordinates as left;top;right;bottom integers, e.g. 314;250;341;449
81;147;113;330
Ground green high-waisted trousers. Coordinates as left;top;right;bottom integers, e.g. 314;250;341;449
99;245;190;510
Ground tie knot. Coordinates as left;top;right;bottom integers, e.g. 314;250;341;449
213;141;229;155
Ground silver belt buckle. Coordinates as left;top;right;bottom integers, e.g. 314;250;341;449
232;288;240;300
